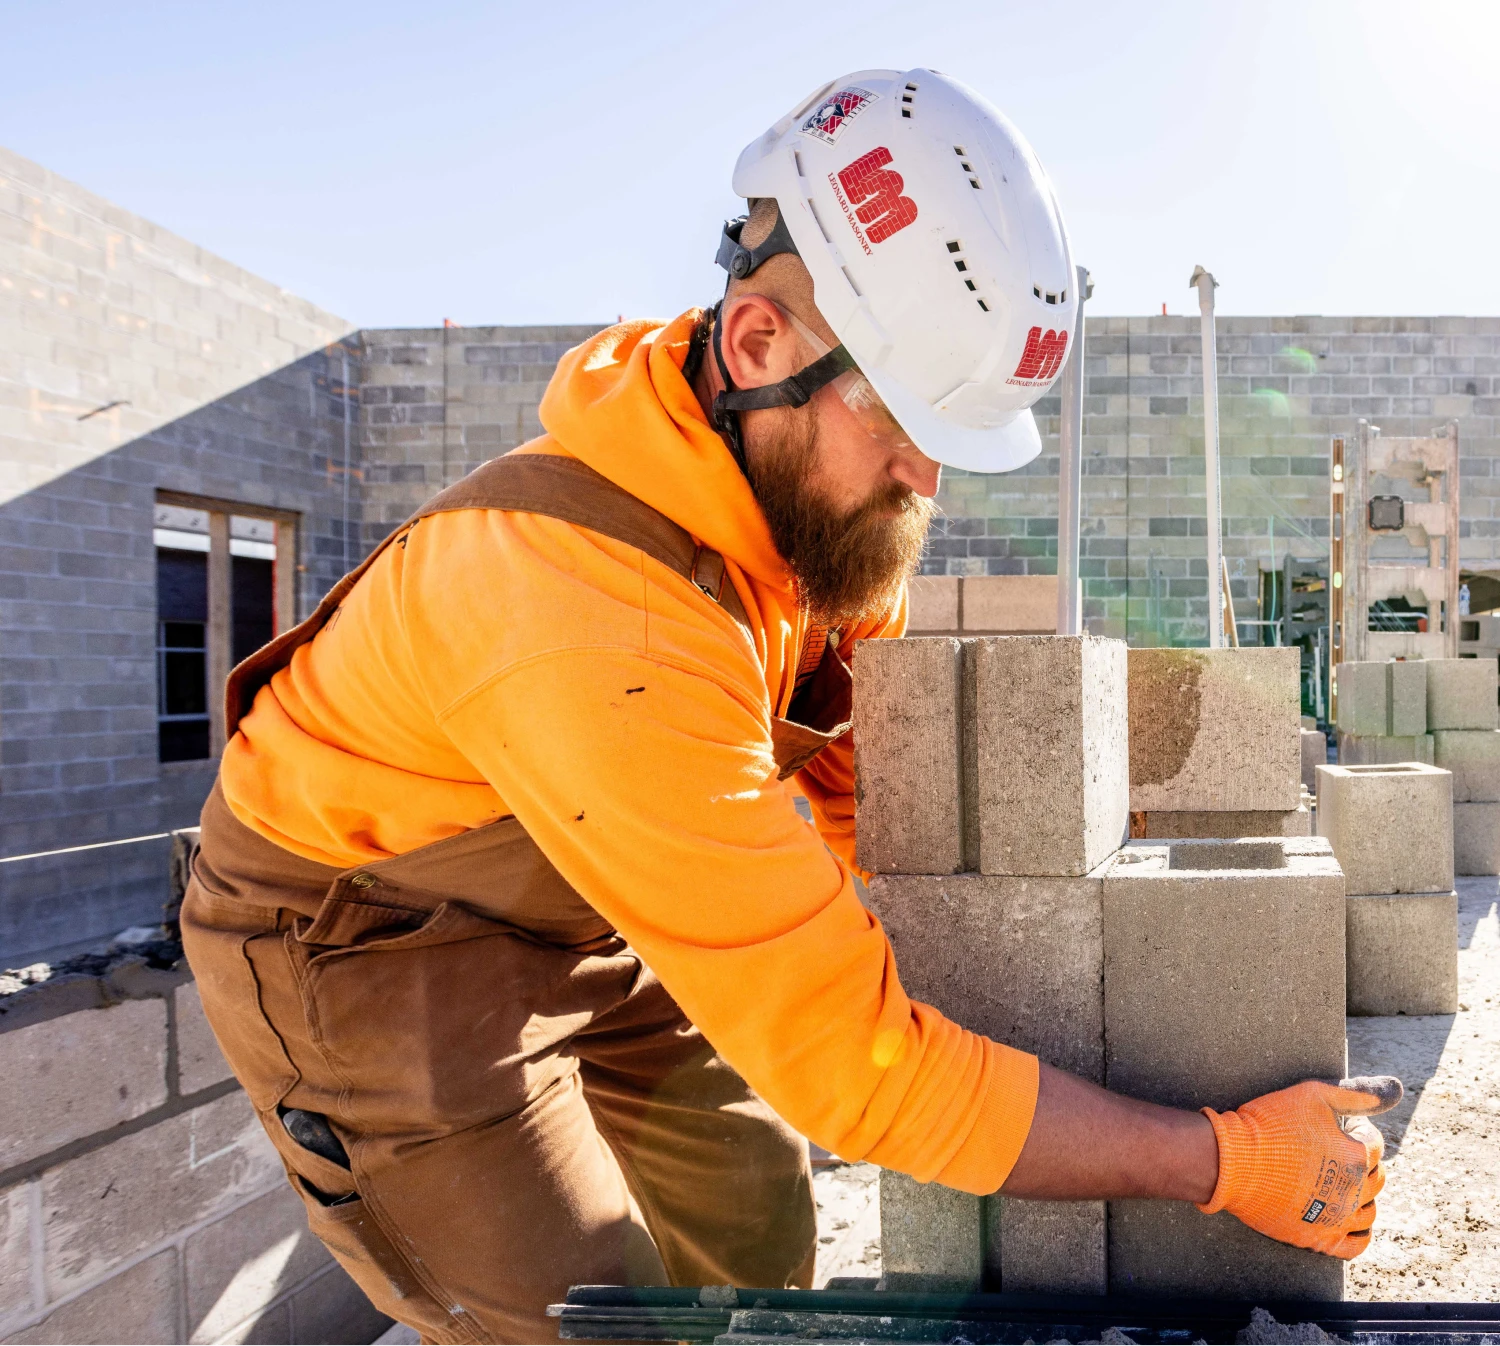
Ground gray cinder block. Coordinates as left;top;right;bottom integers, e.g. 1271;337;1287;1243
868;868;1106;1294
174;981;236;1095
1129;648;1301;813
1136;808;1310;839
854;638;964;875
990;1197;1107;1295
1426;658;1500;730
878;1172;981;1292
972;635;1129;877
1432;730;1500;802
0;999;168;1171
1346;892;1458;1016
1337;732;1434;766
1300;728;1328;793
1315;763;1454;896
1454;802;1500;875
1101;837;1346;1300
1335;661;1386;736
1388;660;1428;736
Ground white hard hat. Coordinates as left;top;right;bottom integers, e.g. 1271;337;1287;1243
721;69;1076;474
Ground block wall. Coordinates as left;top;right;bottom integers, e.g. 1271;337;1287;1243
0;147;357;962
931;315;1500;645
0;970;387;1344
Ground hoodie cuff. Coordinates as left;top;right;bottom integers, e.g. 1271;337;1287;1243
932;1042;1040;1196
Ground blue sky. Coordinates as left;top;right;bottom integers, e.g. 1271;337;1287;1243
5;0;1497;326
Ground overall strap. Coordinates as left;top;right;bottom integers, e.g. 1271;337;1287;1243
224;453;752;737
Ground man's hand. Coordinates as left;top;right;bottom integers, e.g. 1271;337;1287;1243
1198;1076;1402;1259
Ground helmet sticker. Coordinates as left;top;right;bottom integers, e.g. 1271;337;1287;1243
1008;326;1068;384
829;147;918;254
800;87;878;145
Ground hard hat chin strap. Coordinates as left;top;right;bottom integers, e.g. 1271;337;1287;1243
710;215;858;473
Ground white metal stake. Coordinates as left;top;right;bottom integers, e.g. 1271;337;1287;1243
1191;266;1223;648
1056;265;1092;636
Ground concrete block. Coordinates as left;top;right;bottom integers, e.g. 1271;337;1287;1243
186;1185;330;1344
40;1091;279;1298
1108;1203;1342;1301
288;1264;392;1345
0;1184;31;1322
1426;658;1499;730
175;980;235;1095
1346;892;1458;1016
1388;660;1428;736
1300;728;1328;792
854;638;963;875
866;872;1103;1078
1;1249;180;1345
1101;837;1346;1299
989;1198;1107;1295
905;576;958;633
962;575;1058;634
1315;762;1454;896
869;869;1106;1293
1135;808;1310;838
1129;648;1301;812
1454;802;1500;875
1337;732;1434;766
1432;729;1500;802
972;636;1129;877
1334;661;1386;736
878;1172;980;1291
0;998;167;1171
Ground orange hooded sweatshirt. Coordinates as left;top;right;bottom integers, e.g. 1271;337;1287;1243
220;311;1039;1194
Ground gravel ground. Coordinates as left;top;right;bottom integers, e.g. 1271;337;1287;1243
813;876;1500;1298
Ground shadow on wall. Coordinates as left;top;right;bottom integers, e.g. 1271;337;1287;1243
0;342;362;965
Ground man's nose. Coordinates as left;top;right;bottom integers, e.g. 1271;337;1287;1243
889;449;942;499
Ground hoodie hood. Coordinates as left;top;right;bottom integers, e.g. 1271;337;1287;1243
538;311;792;591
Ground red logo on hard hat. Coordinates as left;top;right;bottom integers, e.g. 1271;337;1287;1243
1010;327;1068;382
835;148;918;245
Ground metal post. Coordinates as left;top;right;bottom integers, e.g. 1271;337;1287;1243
1190;266;1223;648
1056;265;1092;636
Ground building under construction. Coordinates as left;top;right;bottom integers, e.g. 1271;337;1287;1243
1;146;1497;1343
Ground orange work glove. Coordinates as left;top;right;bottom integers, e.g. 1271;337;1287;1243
1197;1076;1402;1259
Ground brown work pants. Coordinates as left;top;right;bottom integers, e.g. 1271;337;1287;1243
181;799;815;1344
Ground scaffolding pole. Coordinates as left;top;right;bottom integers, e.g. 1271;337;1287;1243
1191;265;1223;648
1056;265;1092;635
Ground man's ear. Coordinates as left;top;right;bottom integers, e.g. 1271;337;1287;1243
719;295;799;391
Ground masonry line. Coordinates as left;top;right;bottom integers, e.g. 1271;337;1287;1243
0;832;170;865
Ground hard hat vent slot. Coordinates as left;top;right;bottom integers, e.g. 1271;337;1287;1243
945;240;991;314
841;266;863;298
901;81;918;119
807;198;833;244
977;299;990;312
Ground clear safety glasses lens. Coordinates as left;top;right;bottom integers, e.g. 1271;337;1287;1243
782;311;918;455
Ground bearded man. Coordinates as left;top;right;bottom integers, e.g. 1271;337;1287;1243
183;69;1395;1346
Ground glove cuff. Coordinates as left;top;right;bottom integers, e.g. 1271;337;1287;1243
1196;1106;1251;1215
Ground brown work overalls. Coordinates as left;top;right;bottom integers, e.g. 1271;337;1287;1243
181;455;854;1344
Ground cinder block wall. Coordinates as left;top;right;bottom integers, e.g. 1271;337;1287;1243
933;316;1500;644
356;325;605;548
0;147;357;961
0;969;387;1344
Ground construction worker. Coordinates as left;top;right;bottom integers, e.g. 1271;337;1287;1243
182;70;1398;1344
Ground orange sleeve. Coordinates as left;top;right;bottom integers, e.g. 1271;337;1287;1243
413;526;1036;1193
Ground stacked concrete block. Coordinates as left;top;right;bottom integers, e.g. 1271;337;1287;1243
1425;660;1500;876
1334;660;1437;777
857;634;1127;1294
1101;837;1347;1299
969;636;1130;877
0;961;389;1343
1316;763;1458;1016
904;576;1059;637
1127;648;1302;837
